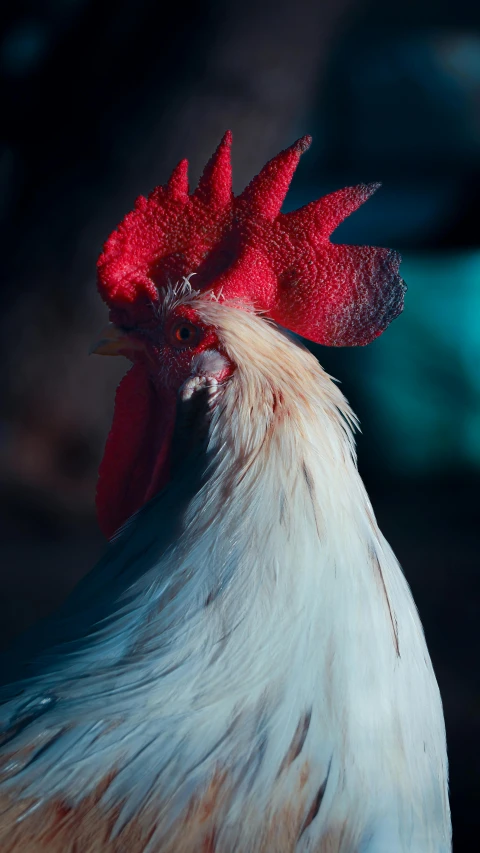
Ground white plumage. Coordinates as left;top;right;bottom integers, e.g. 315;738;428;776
0;292;451;852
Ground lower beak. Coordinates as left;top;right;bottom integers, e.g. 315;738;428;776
90;324;134;357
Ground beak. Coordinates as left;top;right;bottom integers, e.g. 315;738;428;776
90;323;133;357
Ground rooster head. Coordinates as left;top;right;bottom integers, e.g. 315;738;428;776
94;131;405;539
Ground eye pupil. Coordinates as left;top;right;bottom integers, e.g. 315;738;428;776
172;321;198;347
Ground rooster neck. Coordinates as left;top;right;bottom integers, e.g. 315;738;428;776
0;308;450;851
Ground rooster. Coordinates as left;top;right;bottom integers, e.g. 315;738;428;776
0;132;451;852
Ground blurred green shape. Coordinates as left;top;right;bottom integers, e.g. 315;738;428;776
363;251;480;473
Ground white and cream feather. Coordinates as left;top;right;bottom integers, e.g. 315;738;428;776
0;294;451;852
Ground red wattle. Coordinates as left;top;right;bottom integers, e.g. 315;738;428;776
96;363;175;539
95;132;406;536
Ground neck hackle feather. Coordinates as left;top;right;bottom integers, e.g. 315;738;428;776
0;135;450;853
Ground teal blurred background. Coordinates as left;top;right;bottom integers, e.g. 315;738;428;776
360;252;480;474
0;0;478;848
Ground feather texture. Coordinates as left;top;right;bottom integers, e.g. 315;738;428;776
0;296;450;852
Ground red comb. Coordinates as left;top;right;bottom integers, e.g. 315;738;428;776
98;132;405;346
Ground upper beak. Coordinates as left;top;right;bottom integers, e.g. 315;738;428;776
90;323;134;357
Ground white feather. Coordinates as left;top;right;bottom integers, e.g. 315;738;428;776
0;296;451;851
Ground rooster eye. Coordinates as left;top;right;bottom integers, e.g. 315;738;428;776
170;320;201;349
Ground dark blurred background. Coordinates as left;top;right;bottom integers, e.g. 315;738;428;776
0;0;478;847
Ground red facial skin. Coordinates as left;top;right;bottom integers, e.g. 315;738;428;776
96;131;405;538
96;304;230;540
